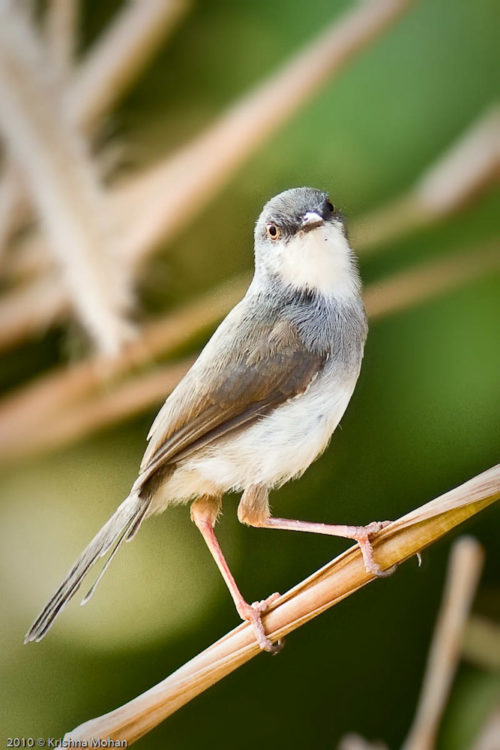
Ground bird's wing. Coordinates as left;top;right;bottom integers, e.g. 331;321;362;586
136;308;327;489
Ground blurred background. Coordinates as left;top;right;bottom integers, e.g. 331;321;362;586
0;0;498;747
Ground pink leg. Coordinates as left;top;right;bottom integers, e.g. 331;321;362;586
238;485;393;577
191;497;280;652
260;517;393;577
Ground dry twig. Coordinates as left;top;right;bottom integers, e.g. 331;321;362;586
401;537;484;750
64;465;500;744
0;0;189;255
0;2;132;353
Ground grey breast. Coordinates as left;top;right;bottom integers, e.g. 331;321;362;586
266;279;368;376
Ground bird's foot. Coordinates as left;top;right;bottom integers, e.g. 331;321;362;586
238;592;282;653
352;521;396;578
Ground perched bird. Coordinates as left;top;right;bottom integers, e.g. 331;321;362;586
25;187;389;652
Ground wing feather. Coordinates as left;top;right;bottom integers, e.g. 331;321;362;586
136;303;327;491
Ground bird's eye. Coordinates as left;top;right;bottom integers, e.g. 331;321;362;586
266;223;281;240
326;200;335;213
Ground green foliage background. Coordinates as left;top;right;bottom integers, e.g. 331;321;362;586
1;0;498;747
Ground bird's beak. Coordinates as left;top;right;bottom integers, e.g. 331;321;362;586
300;211;324;231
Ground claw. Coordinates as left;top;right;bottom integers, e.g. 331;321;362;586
353;521;396;578
239;592;282;653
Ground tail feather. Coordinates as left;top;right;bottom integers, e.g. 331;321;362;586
125;500;149;541
80;501;149;606
24;493;148;644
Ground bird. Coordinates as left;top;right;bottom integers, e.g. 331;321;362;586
25;187;390;652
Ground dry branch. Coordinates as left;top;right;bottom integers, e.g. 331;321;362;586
0;3;132;353
65;465;500;744
0;240;497;463
0;0;412;344
402;537;484;750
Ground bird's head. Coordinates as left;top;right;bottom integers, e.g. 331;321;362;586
253;187;358;299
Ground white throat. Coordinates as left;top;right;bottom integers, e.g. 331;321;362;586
271;221;359;299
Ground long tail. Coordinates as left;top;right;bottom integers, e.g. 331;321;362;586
24;493;149;643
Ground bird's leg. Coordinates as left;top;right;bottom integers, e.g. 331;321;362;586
191;495;280;653
238;485;393;577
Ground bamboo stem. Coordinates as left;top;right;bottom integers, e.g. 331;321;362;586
402;537;484;750
65;465;500;744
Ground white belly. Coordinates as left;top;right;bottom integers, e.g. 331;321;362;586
154;370;358;509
